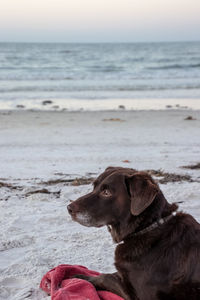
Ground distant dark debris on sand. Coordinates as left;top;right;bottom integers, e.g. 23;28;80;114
42;100;53;105
16;105;25;109
181;162;200;170
166;104;188;109
118;105;126;110
0;181;22;190
103;118;125;122
25;188;61;198
41;177;95;186
145;169;193;184
184;116;196;120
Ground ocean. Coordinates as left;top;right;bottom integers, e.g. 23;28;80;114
0;41;200;110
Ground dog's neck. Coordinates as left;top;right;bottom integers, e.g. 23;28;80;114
124;210;178;240
108;195;178;244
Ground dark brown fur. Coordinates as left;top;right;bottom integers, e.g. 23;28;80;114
67;167;200;300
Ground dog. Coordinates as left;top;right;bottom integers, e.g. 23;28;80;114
67;166;200;300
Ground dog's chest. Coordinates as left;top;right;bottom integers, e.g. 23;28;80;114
116;259;158;300
115;244;159;300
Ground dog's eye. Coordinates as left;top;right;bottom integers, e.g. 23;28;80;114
101;189;112;197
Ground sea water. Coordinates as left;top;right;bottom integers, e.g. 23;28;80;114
0;42;200;110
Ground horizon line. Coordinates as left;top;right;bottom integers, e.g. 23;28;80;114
0;39;200;44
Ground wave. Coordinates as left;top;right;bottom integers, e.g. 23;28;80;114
60;50;74;54
1;85;200;93
0;76;75;81
0;67;69;70
148;63;200;70
88;65;124;73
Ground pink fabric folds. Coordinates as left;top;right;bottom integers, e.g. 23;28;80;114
40;264;124;300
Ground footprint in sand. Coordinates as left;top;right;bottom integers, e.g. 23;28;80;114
0;277;34;299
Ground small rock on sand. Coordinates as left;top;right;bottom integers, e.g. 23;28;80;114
118;105;125;110
103;118;125;122
184;116;196;120
16;105;25;109
42;100;53;105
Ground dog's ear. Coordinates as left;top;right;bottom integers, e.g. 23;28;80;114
125;172;159;216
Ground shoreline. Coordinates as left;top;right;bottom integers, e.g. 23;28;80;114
1;98;200;111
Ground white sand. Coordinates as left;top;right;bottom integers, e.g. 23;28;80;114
0;109;200;299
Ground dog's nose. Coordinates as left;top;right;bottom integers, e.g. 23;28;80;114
67;203;74;215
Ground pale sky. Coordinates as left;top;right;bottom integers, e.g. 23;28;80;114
0;0;200;42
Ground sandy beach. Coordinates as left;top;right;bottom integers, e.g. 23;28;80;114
0;109;200;299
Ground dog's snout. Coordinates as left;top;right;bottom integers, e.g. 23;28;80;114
67;203;74;214
67;202;78;215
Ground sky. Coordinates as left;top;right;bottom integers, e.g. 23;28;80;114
0;0;200;43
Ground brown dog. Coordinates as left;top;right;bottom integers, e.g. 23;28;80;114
67;167;200;300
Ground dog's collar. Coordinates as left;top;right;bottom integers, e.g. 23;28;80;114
125;210;178;239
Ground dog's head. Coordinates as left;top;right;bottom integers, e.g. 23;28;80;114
67;166;160;230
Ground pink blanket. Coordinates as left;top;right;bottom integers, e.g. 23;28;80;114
40;264;124;300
